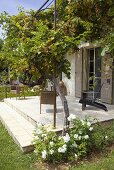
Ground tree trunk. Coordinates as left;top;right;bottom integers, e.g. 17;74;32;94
53;77;70;135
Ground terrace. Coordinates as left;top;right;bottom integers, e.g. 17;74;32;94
0;95;114;153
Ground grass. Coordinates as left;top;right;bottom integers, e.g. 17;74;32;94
0;85;39;100
1;111;114;170
71;151;114;170
0;122;38;170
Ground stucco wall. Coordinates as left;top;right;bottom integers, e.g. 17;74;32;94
101;54;113;104
62;53;76;97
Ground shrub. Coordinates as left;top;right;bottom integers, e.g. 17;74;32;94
33;116;94;163
33;116;114;163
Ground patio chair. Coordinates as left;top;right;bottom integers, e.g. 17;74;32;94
10;85;25;99
79;83;108;111
40;91;55;114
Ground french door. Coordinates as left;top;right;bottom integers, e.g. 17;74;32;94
88;48;101;98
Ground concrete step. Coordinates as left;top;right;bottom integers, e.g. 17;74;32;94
0;102;35;153
4;98;37;126
4;97;65;129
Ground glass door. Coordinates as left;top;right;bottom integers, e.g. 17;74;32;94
88;48;101;99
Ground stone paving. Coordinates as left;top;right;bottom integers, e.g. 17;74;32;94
0;95;114;152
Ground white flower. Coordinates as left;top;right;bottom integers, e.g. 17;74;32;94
58;147;62;153
74;134;78;139
78;136;81;140
81;120;85;126
63;144;67;148
41;134;46;137
87;121;91;127
44;125;53;132
89;127;93;131
67;114;76;121
84;135;89;139
50;141;54;146
74;154;78;159
79;131;82;134
36;129;42;135
72;142;78;148
42;150;47;159
63;133;70;143
34;135;39;140
34;149;38;154
58;147;67;153
105;136;108;139
58;144;67;153
50;149;54;155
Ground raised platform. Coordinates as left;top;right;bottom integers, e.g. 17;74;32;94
0;96;114;153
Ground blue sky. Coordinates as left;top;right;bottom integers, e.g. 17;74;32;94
0;0;53;38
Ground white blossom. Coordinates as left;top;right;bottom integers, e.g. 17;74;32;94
78;136;81;140
75;154;78;159
41;134;46;137
58;145;67;153
67;114;76;121
74;134;78;139
87;121;91;127
50;141;54;146
63;144;67;148
63;133;70;143
34;135;39;140
50;149;54;155
84;135;89;139
79;131;82;134
89;127;93;131
34;149;38;154
72;142;78;148
42;150;47;159
36;129;42;135
81;120;85;126
105;136;108;139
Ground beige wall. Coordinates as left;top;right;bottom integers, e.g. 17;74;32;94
101;54;113;104
62;49;88;98
62;45;113;104
75;50;82;97
62;53;76;97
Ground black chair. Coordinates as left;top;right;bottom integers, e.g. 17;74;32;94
79;83;108;111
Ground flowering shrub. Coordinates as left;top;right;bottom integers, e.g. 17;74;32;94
33;115;94;163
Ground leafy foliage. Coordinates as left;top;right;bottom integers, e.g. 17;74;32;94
33;116;114;163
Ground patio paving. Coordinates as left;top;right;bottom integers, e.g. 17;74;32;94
0;95;114;153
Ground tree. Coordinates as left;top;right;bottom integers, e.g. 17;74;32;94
1;0;113;132
0;3;92;132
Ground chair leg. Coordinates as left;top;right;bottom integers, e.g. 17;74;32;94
82;102;86;111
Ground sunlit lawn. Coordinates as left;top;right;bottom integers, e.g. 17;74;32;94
72;151;114;170
0;122;38;170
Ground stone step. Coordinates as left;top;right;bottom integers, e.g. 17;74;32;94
4;98;37;126
0;102;35;153
4;97;65;129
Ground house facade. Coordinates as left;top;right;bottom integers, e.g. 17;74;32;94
62;43;114;104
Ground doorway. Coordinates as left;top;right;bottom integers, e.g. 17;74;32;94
88;48;101;99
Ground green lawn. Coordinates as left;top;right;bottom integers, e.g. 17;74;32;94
1;120;114;170
72;151;114;170
0;122;38;170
